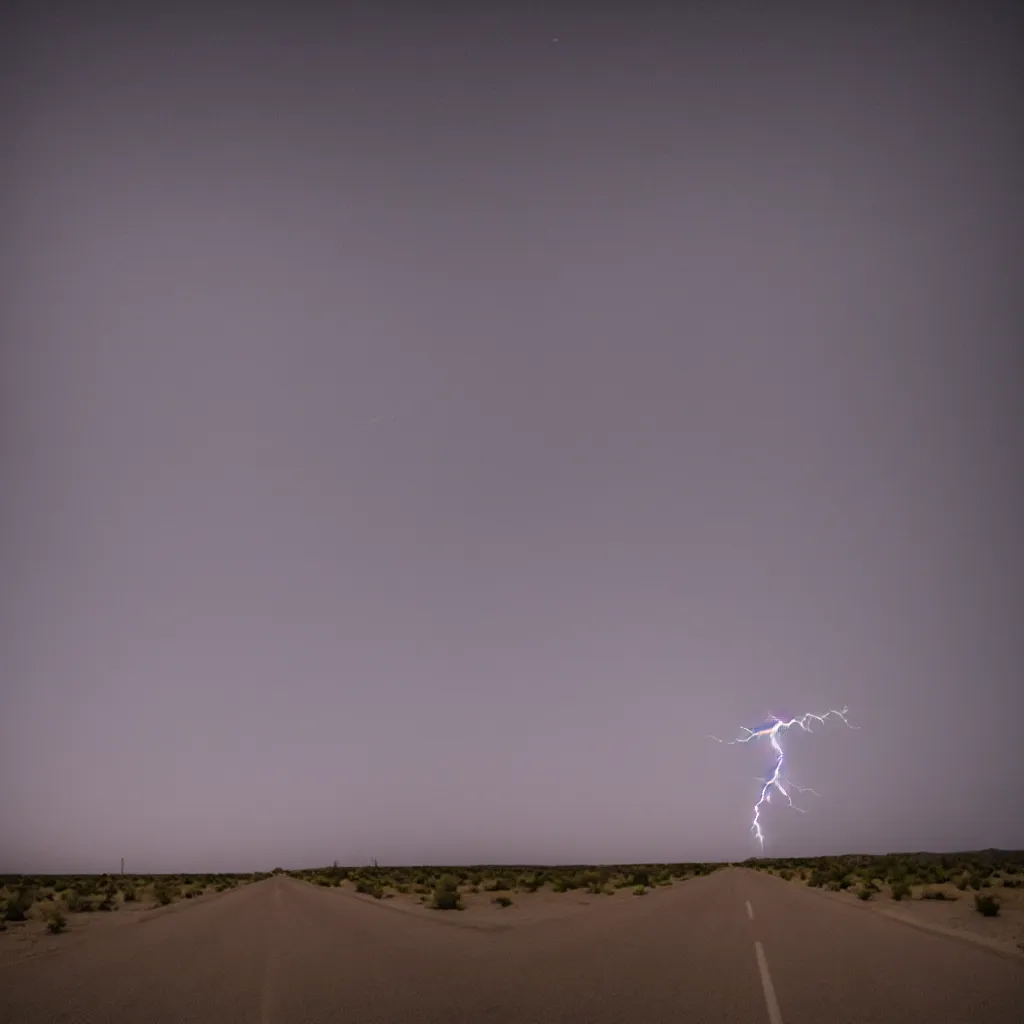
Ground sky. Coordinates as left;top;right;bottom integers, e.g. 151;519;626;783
2;1;1022;873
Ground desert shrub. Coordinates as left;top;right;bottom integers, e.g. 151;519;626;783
890;881;911;901
551;879;567;893
46;908;68;934
807;869;827;888
429;874;461;910
779;869;794;881
921;890;953;901
974;894;1000;917
633;885;647;896
631;870;650;887
955;876;969;891
969;874;984;891
3;888;34;922
1002;879;1021;888
856;886;873;900
494;896;513;908
153;884;177;906
432;887;461;911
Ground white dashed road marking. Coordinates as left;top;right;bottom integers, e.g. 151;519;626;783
754;940;784;1024
746;900;754;920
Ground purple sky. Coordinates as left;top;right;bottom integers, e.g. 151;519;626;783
3;2;1023;873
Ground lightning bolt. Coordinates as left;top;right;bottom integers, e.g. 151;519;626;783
710;707;857;847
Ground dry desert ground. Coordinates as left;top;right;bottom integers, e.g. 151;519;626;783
1;857;1023;1022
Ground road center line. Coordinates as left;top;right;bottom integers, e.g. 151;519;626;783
746;900;754;920
754;941;784;1024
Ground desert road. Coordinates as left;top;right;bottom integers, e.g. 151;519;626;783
1;868;1022;1023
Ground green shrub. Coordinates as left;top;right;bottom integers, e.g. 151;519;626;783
974;894;1000;917
921;890;953;901
153;885;177;906
856;886;873;900
890;881;911;901
432;887;461;911
494;896;513;908
429;874;461;911
3;893;31;922
633;885;647;896
955;876;969;891
46;909;68;934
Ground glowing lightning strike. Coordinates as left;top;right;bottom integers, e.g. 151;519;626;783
710;707;857;847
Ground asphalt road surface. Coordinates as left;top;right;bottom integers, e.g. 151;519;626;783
1;868;1022;1022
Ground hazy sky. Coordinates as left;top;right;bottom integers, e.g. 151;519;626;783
3;2;1022;873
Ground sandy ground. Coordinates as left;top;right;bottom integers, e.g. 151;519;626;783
338;878;668;930
0;883;244;967
2;869;1023;1023
5;871;1022;968
780;872;1024;959
0;876;673;967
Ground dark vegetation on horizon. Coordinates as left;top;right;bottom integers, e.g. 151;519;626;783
742;849;1024;915
0;872;263;932
284;861;722;909
3;850;1019;928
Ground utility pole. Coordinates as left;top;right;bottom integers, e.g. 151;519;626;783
121;857;125;875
